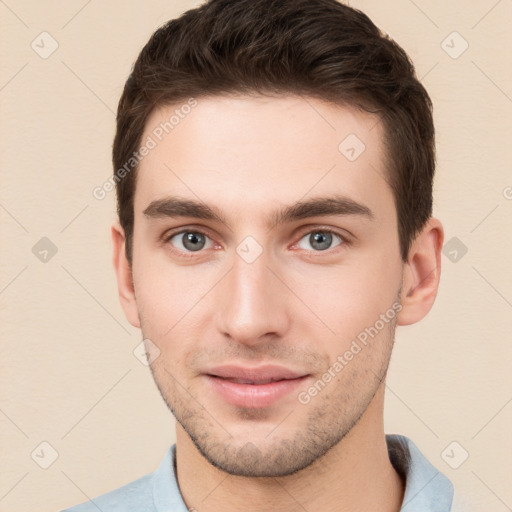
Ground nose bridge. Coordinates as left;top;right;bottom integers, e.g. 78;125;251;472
214;243;289;345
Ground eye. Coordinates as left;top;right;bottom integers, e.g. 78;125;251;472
296;229;344;252
163;227;348;257
166;230;215;252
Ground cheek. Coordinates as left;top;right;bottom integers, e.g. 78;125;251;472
133;261;217;369
289;254;401;336
133;251;204;323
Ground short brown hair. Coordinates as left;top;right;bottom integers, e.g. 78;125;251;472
113;0;435;263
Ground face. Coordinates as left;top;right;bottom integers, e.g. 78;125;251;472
126;95;405;477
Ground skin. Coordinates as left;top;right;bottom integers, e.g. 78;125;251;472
112;94;443;512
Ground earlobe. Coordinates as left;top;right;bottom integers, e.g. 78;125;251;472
111;220;141;329
396;217;444;326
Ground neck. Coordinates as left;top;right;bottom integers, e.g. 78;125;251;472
174;384;405;512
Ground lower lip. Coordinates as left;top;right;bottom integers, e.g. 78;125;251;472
205;375;309;408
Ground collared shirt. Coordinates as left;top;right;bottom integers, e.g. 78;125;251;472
62;434;458;511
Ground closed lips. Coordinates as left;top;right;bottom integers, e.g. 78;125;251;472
204;365;311;408
204;364;308;382
209;376;299;385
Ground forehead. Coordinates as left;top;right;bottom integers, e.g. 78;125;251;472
134;94;393;224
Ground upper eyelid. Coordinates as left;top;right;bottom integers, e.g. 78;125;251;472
294;225;349;240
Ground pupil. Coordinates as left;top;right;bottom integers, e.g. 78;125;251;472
183;232;205;251
311;231;332;251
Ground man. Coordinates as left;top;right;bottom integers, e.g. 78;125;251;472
64;0;458;510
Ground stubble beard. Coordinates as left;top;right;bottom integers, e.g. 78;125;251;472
146;326;395;478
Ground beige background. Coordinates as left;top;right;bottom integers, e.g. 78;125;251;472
0;1;511;510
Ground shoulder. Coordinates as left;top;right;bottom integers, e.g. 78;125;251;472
60;472;154;512
386;434;455;511
388;435;479;511
450;490;480;512
60;445;180;512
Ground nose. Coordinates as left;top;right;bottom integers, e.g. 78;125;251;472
214;247;291;347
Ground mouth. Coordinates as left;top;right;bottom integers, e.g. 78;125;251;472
203;364;310;408
213;377;291;385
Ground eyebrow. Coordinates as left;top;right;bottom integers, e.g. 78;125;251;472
143;194;374;230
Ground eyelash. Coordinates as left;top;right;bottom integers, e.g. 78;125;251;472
162;226;351;259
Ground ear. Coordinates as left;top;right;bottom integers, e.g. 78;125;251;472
396;217;444;326
111;220;141;328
